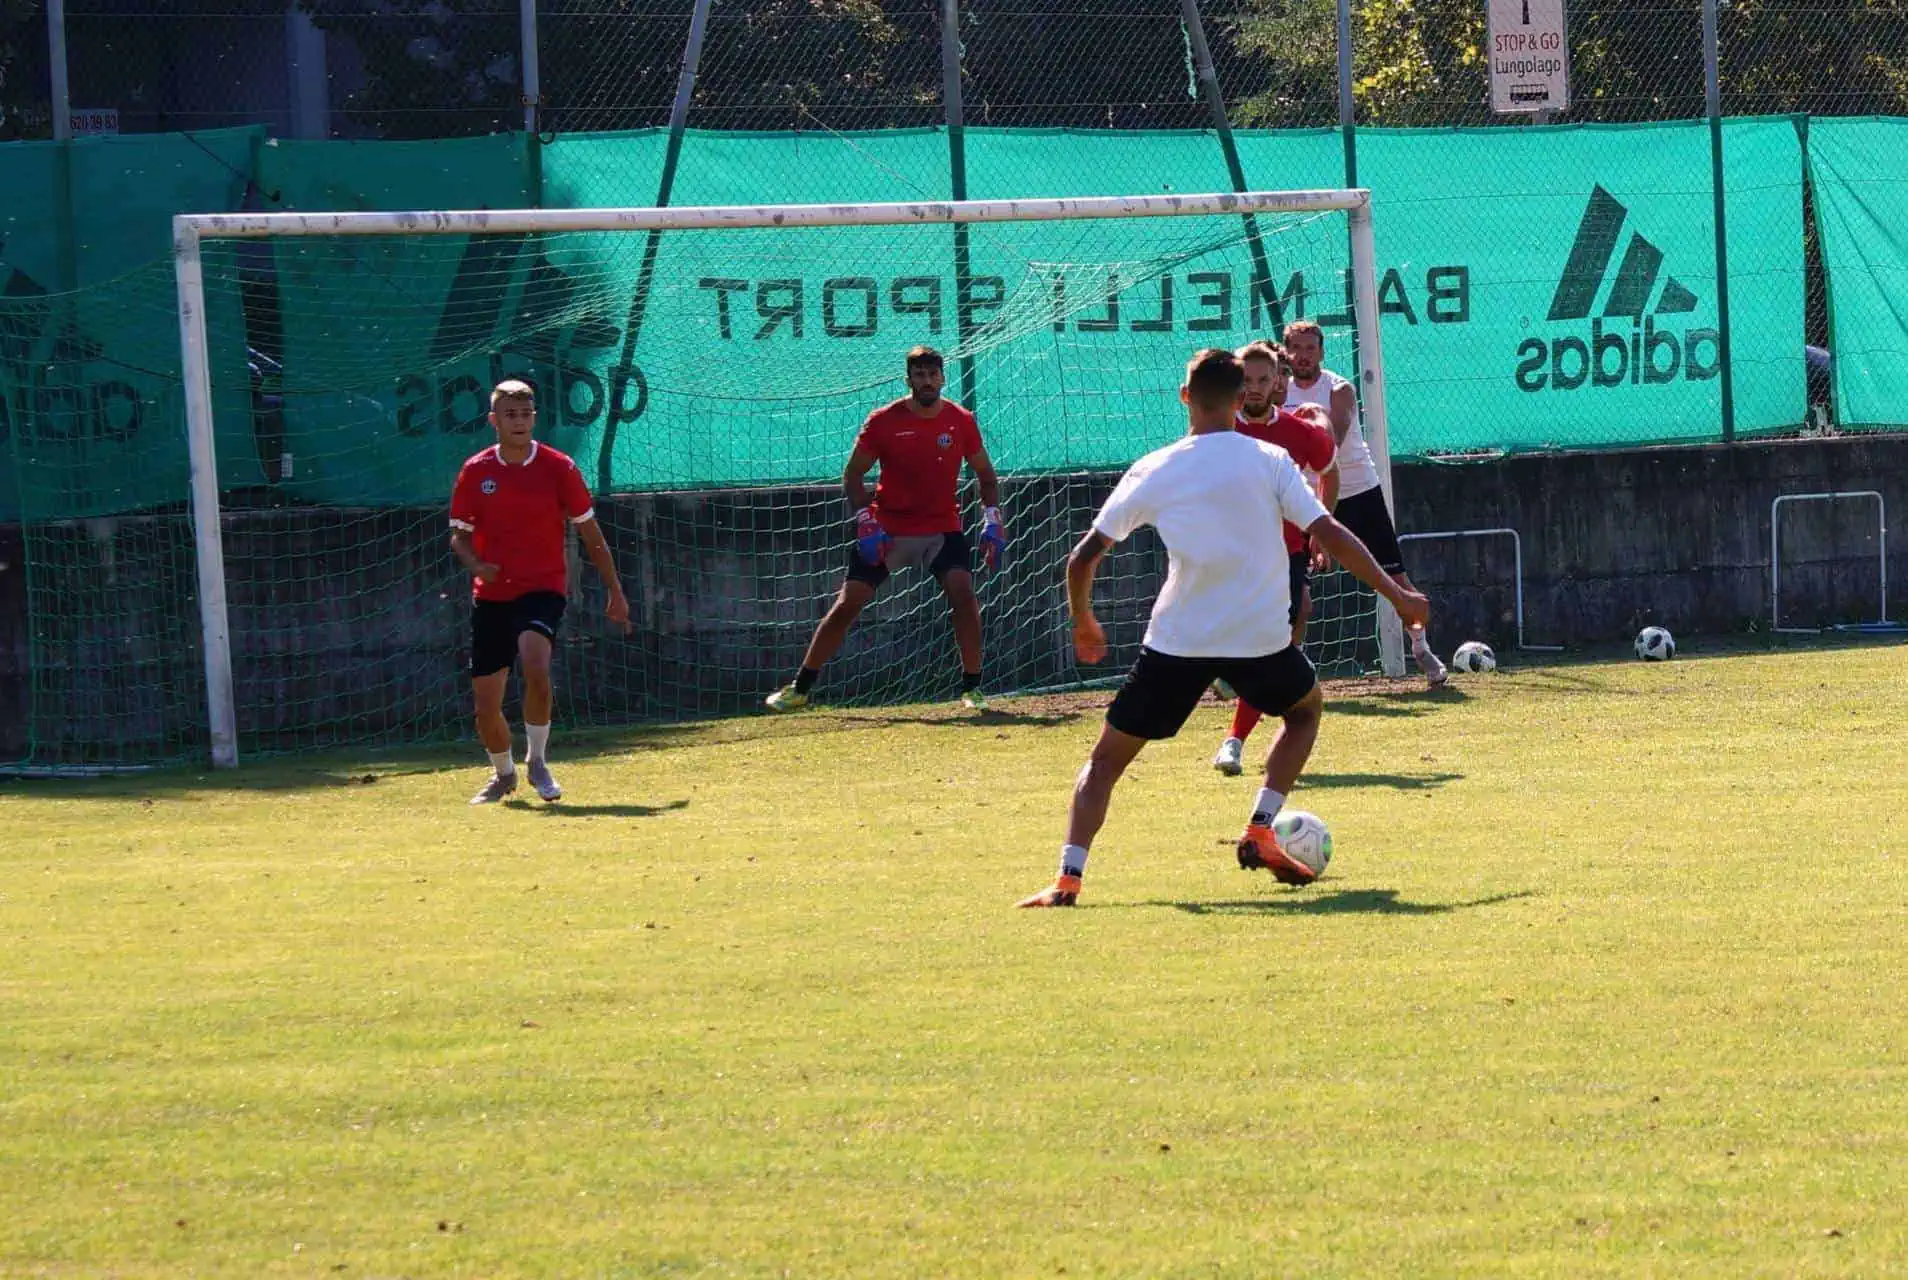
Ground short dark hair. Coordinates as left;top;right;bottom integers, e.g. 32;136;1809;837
1237;340;1287;371
1282;319;1324;346
1184;347;1245;410
905;345;944;373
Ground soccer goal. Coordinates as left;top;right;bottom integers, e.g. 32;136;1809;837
172;189;1405;768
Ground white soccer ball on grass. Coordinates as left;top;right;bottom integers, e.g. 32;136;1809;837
1271;810;1333;877
1451;640;1496;673
1635;626;1676;661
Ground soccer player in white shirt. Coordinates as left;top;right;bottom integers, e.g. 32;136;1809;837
1283;319;1447;686
1018;349;1430;908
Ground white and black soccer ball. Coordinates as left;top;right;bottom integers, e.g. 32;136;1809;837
1451;640;1496;674
1635;626;1676;661
1271;809;1333;877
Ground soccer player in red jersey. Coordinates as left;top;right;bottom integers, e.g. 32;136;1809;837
449;380;630;805
1212;341;1339;776
765;346;1004;712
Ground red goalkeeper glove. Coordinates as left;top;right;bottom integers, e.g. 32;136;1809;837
978;506;1007;571
854;506;892;566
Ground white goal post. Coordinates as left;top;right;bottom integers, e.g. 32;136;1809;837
174;189;1403;768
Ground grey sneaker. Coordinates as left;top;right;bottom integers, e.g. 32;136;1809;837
470;770;518;805
526;758;562;802
1416;645;1449;688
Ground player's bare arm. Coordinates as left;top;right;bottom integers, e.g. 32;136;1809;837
1306;514;1430;630
842;443;878;515
967;445;1002;510
1327;381;1358;448
1065;530;1112;663
449;529;499;583
1311;460;1342;571
574;516;631;631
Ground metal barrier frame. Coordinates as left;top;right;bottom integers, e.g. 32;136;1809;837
1770;490;1893;634
1396;527;1563;652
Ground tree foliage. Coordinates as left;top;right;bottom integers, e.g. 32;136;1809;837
0;0;45;141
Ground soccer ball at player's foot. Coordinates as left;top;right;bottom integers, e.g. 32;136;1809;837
1271;810;1333;878
1451;640;1497;674
1635;626;1676;661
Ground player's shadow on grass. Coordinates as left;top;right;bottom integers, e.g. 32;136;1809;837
1297;770;1463;791
1159;887;1536;916
505;798;690;817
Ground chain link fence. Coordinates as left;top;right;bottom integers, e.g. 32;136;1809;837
9;0;1906;438
11;0;1908;446
14;1;1906;138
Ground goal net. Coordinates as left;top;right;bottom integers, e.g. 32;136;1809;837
102;190;1395;767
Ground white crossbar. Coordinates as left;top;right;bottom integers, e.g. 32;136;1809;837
175;189;1370;240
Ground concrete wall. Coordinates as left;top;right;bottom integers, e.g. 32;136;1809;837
1394;434;1903;647
2;434;1903;764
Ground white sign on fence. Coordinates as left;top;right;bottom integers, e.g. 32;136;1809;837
1487;0;1570;115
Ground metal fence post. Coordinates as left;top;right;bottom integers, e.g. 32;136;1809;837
595;0;714;494
521;0;541;134
1180;0;1275;334
943;0;977;409
1704;0;1737;442
48;0;71;141
1337;0;1355;187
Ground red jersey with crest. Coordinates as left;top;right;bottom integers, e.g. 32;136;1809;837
1237;410;1337;553
448;441;595;601
854;399;984;536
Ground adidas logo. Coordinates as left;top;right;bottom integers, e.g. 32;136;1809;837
1514;184;1721;393
1;245;146;448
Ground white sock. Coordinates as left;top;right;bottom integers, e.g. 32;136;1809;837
1249;788;1285;829
1059;844;1089;880
526;722;551;763
1411;627;1432;655
487;748;516;778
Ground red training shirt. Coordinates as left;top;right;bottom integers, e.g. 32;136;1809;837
1237;410;1338;553
448;441;595;601
854;398;984;536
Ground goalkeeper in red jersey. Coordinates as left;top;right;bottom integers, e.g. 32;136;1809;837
449;380;630;805
1212;341;1339;776
765;346;1005;712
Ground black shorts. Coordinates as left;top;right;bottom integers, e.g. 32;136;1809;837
1288;550;1311;625
470;590;566;678
1334;487;1404;575
846;529;971;591
1106;646;1318;741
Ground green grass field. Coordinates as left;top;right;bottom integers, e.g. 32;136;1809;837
5;642;1907;1277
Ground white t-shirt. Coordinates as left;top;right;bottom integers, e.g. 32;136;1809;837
1285;367;1380;499
1093;431;1330;658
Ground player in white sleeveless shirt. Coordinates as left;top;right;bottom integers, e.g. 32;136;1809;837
1282;320;1448;686
1016;348;1430;908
